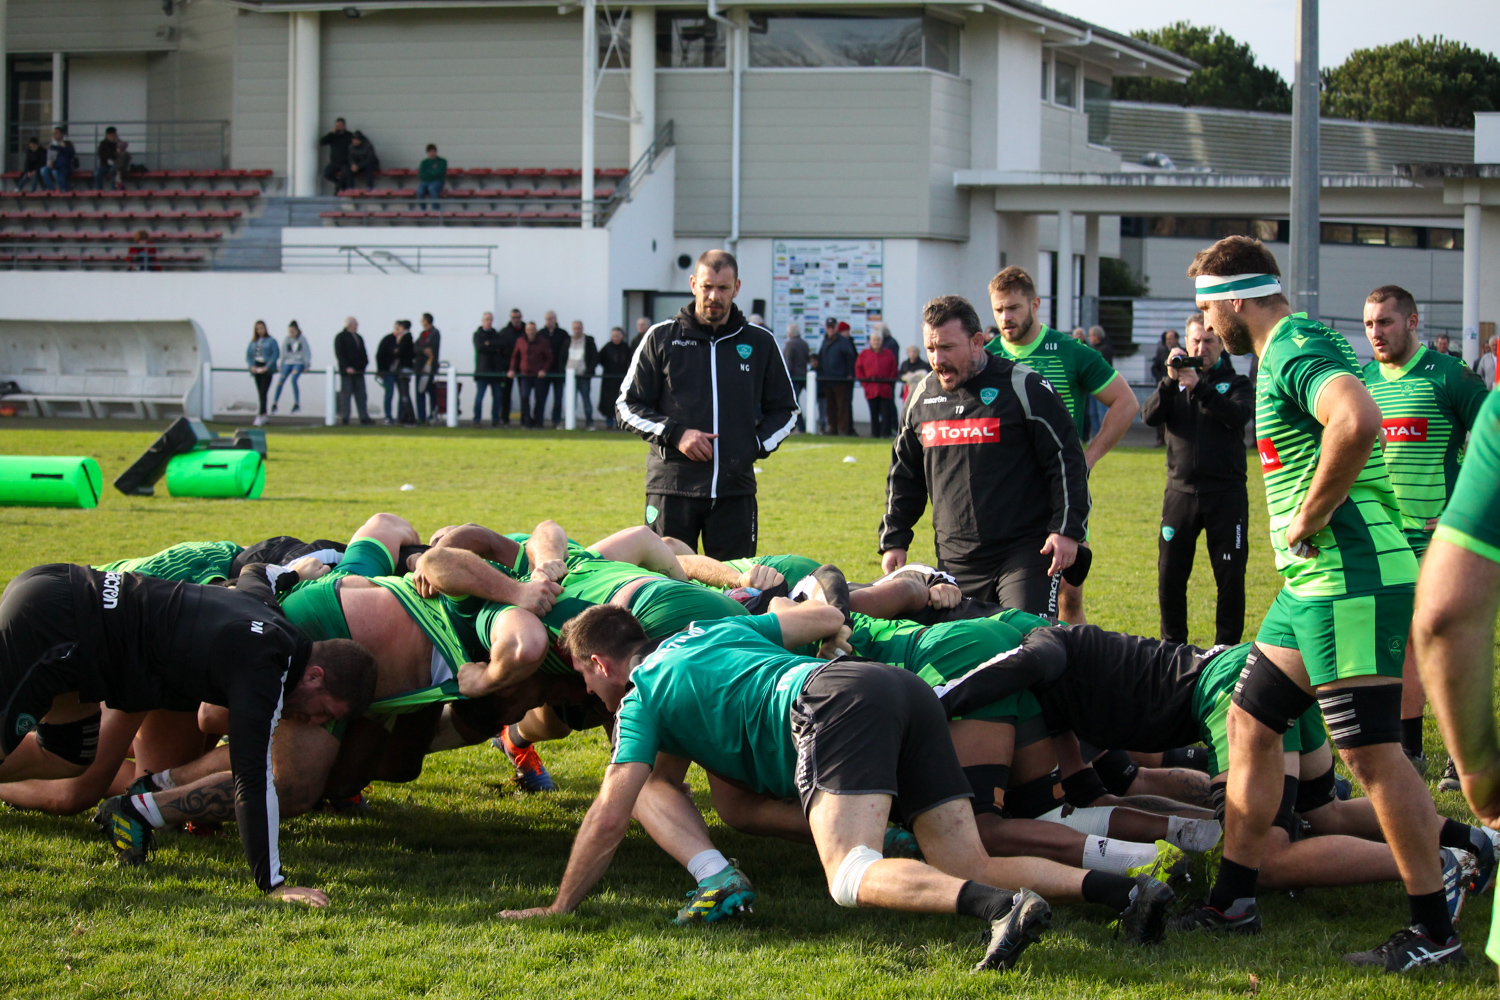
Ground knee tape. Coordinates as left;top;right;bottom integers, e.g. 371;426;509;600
1036;804;1116;837
963;764;1012;817
1318;684;1402;749
1295;765;1338;814
1061;766;1110;808
1231;644;1315;735
1092;748;1140;797
1274;775;1300;839
34;714;100;767
1003;770;1066;819
830;844;883;908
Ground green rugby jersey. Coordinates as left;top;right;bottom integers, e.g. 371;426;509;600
1362;345;1486;534
95;540;243;584
1436;390;1500;564
724;554;821;589
1255;313;1416;597
987;324;1118;438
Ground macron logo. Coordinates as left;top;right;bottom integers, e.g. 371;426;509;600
100;571;122;610
250;621;265;635
920;418;1000;447
922;395;948;404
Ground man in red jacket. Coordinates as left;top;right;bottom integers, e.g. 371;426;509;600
509;321;554;429
856;328;900;437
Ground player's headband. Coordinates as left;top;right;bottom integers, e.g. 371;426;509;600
1194;273;1282;300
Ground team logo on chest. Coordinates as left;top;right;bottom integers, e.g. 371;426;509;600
736;344;752;359
979;388;999;405
920;418;1001;446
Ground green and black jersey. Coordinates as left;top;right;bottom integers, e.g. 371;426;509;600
987;324;1119;439
1254;313;1416;598
1362;345;1486;556
1436;390;1500;565
95;540;243;585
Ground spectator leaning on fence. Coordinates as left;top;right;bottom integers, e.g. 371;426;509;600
598;326;632;430
782;322;810;432
417;144;447;210
246;321;280;427
272;320;310;415
856;328;899;438
334;316;373;426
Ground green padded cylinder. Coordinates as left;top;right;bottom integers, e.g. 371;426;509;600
165;449;265;499
0;456;103;508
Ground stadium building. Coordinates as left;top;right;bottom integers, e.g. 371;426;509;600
0;0;1495;419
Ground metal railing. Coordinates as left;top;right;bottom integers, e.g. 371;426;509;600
279;244;495;274
0;241;216;270
7;120;230;174
598;119;675;225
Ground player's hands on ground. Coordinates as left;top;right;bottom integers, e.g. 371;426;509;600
1041;534;1077;577
677;429;718;462
1285;510;1331;557
739;564;784;591
286;555;330;581
497;905;562;920
269;885;329;907
1460;762;1500;828
531;559;568;585
927;582;961;609
881;548;908;575
517;578;563;616
818;624;852;660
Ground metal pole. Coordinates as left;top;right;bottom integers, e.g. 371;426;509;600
1289;0;1320;320
1463;200;1482;365
806;370;818;435
291;12;321;198
1055;209;1074;331
201;361;213;421
51;52;64;124
581;0;596;228
628;5;656;165
325;366;336;426
564;368;577;430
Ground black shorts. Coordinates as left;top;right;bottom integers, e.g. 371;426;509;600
645;493;757;560
941;541;1059;617
790;659;971;820
0;565;85;754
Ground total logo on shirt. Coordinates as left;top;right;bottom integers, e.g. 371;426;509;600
1381;417;1429;443
921;418;1001;446
1257;438;1283;471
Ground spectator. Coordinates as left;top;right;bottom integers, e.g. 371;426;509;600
1150;329;1181;447
565;320;600;429
245;320;280;427
126;229;157;272
541;310;569;428
898;344;930;404
19;138;45;192
494;308;525;427
343;132;379;191
510;321;553;429
1477;335;1499;390
1433;333;1461;358
376;319;416;426
1071;326;1088;342
272;320;310;415
598;326;633;429
856;328;899;437
782;322;810;432
319;118;352;192
40;128;74;191
113;135;132;184
1086;325;1114;439
472;311;506;427
630;315;651;352
417;143;447;211
749;313;764;326
334;316;373;426
818;320;858;436
94;127;121;190
414;313;441;424
874;323;899;359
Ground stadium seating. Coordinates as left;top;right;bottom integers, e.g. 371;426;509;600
318;166;628;226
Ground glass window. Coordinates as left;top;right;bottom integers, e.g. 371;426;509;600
1429;228;1463;250
1356;225;1387;245
1387;226;1419;248
658;12;726;68
1251;220;1280;241
748;13;922;68
1215;219;1251;239
1322;223;1355;244
1083;77;1111;144
599;11;630;69
1148;217;1178;237
922;17;960;74
1053;59;1077;108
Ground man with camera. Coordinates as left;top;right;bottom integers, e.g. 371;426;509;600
1140;312;1254;646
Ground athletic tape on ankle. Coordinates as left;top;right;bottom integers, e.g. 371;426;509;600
830;844;883;908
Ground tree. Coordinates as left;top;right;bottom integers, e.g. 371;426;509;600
1112;22;1291;113
1322;37;1500;128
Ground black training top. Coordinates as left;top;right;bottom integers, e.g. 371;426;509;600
1139;354;1253;494
66;563;310;892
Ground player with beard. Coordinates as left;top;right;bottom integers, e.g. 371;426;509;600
1359;285;1487;785
984;267;1139;623
1187;236;1461;972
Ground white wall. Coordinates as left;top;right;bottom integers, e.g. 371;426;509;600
68;55;148;127
0;271;495;415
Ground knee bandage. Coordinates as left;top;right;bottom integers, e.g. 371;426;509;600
1231;644;1315;734
1092;748;1140;797
963;764;1012;817
34;714;100;766
1003;770;1066;819
1036;804;1116;837
830;844;884;908
1061;766;1110;808
1317;684;1402;749
1295;765;1338;814
1208;777;1299;838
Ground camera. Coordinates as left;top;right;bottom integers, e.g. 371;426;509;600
1168;355;1203;370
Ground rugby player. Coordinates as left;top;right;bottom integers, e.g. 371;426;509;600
0;559;376;904
1413;387;1500;979
1359;285;1487;784
985;266;1140;623
1190;236;1462;969
501;602;1179;965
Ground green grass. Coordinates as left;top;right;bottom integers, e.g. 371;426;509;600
0;422;1494;998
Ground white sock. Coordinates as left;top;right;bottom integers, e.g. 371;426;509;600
1080;835;1157;876
686;849;730;882
132;792;166;829
154;768;177;791
1167;816;1223;853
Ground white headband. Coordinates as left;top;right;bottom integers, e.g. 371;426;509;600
1194;273;1283;300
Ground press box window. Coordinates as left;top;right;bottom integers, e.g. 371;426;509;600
747;12;959;73
658;12;726;68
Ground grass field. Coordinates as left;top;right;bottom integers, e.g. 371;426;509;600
0;421;1494;998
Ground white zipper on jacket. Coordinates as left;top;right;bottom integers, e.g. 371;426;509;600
709;335;721;499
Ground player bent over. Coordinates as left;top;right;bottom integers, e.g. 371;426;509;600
500;603;1177;968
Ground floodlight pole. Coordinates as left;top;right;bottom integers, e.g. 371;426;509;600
1288;0;1320;321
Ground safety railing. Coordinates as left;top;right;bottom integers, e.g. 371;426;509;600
278;244;495;274
7;120;230;173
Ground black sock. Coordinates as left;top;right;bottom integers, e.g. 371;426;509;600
1409;889;1455;942
1401;717;1425;757
1439;818;1475;851
1161;746;1210;773
1081;870;1136;912
955;881;1015;923
1208;858;1259;913
505;726;532;749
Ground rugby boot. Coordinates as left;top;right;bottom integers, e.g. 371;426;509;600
93;796;155;866
974;889;1051;971
495;726;557;793
1344;926;1465;972
673;863;756;926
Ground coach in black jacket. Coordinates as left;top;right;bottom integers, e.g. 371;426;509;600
617;249;799;558
1140;317;1253;645
880;295;1090;615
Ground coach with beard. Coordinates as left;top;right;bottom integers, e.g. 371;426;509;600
879;295;1090;616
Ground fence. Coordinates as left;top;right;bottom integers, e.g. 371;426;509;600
8;120;230;173
279;244;495;275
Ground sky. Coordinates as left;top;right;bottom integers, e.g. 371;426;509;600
1041;0;1500;80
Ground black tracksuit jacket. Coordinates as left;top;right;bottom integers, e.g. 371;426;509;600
1139;355;1253;494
